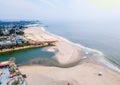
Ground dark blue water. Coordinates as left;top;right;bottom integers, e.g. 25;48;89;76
45;21;120;67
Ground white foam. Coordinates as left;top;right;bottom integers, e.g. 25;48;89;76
41;27;46;31
99;57;120;72
40;26;120;72
40;26;103;55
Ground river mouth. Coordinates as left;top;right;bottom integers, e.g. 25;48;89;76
0;47;81;68
0;47;54;64
22;57;81;68
0;45;119;70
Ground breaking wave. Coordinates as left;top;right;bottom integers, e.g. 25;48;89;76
40;26;120;72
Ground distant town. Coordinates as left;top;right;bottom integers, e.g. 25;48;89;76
0;21;39;52
0;21;40;85
0;20;57;85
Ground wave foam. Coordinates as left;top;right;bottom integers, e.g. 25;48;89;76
40;26;120;72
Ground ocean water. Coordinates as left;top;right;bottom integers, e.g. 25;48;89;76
0;21;120;71
44;21;120;71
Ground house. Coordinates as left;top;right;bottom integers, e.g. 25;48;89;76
0;41;12;47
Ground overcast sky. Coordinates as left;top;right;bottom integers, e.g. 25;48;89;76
0;0;120;22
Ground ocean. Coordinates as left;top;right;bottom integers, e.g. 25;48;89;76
44;21;120;71
0;20;120;71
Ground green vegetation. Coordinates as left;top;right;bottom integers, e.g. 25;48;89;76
0;29;4;36
0;20;41;52
9;29;15;35
16;31;24;35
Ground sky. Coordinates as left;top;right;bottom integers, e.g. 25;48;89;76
0;0;120;22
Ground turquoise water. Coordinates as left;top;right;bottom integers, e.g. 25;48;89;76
0;21;120;70
0;47;81;67
0;47;55;65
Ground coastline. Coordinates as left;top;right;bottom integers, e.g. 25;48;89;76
24;26;82;65
20;62;120;85
19;26;120;85
0;44;50;53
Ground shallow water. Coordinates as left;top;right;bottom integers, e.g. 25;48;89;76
0;21;120;70
0;47;55;65
45;21;120;69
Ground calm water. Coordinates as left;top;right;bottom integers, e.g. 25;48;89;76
0;21;120;69
45;21;120;68
0;47;55;66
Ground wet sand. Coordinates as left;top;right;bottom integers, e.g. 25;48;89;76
20;26;120;85
20;62;120;85
24;27;81;65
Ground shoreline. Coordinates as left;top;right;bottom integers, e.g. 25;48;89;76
33;26;120;72
0;44;51;53
18;26;120;85
20;62;120;85
24;26;82;65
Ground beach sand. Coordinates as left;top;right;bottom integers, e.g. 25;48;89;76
21;26;120;85
24;27;81;65
20;62;120;85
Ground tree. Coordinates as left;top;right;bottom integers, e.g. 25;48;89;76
0;81;2;85
9;29;15;34
19;26;24;29
16;31;24;35
0;29;3;36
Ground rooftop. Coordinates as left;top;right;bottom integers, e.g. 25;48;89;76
0;61;27;85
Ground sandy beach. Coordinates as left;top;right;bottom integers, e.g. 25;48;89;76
20;26;120;85
20;62;120;85
24;27;81;65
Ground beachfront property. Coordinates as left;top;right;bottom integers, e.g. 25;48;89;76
0;21;28;49
0;61;27;85
0;35;28;49
0;21;52;52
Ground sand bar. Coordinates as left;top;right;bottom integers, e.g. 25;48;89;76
21;26;120;85
20;62;120;85
24;27;81;65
